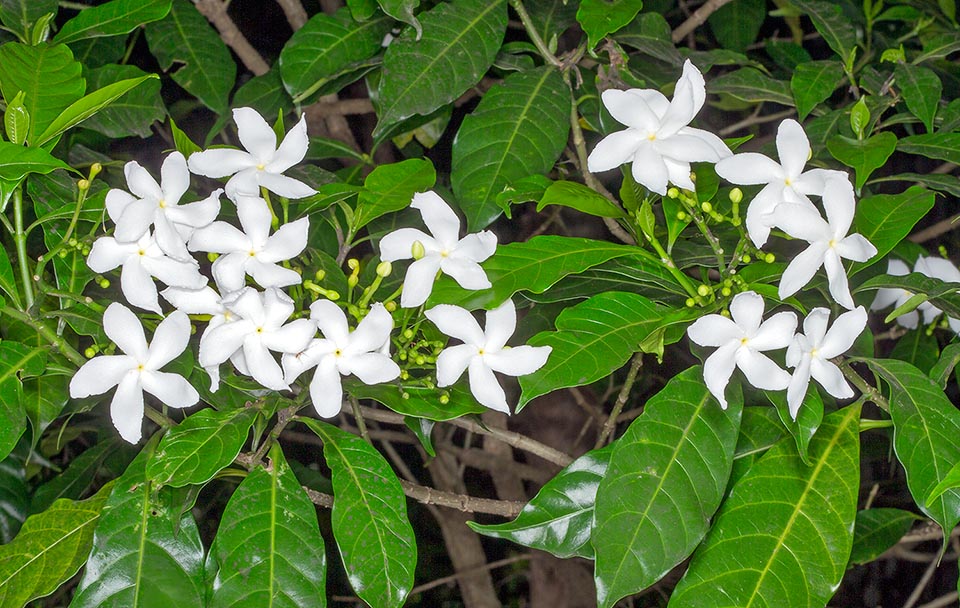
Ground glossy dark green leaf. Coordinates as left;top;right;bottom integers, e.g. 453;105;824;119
864;358;960;540
593;368;742;607
730;406;786;486
790;60;843;120
375;0;506;136
850;508;920;565
0;42;84;143
615;12;682;65
930;342;960;388
69;440;205;608
525;0;578;43
710;68;793;106
379;0;420;36
576;0;642;49
897;132;960;164
301;419;416;608
82;64;165;139
826;132;897;192
0;141;72;184
354;158;435;231
232;67;292;118
767;384;823;465
452;66;570;230
471;444;612;559
145;0;236;115
855;272;960;319
914;32;960;63
0;483;112;607
890;327;939;374
790;0;857;62
870;172;960;197
0;0;57;41
69;35;126;68
669;404;862;607
0;342;47;461
32;439;130;512
895;63;941;133
54;0;171;44
346;0;377;20
537;180;624;219
148;406;258;488
206;443;327;608
707;0;765;53
279;9;391;103
0;244;19;307
346;381;485;421
852;187;935;274
21;374;69;448
427;235;640;310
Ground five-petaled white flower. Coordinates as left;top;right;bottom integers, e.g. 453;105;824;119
586;59;731;195
870;259;925;329
86;231;207;313
786;306;867;419
715;119;845;248
282;300;400;418
198;287;316;391
379;191;497;308
105;152;222;261
686;291;797;409
187;107;315;199
425;299;551;413
69;304;198;443
188;195;308;293
771;177;877;309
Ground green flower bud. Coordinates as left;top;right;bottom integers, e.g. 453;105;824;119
667;187;680;199
403;328;415;340
401;392;410;400
207;252;219;262
347;274;359;288
729;188;743;204
347;258;360;271
98;278;110;289
77;179;90;191
439;393;450;405
415;355;426;365
411;240;426;260
721;287;731;297
326;290;340;301
84;346;98;358
685;297;696;308
314;269;326;281
89;163;102;180
697;284;711;297
676;211;687;221
764;253;775;263
741;254;751;263
385;301;397;312
376;261;392;277
701;202;712;213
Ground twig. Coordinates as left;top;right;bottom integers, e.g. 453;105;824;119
274;0;308;30
719;108;796;137
672;0;736;43
303;486;335;508
409;554;532;596
909;213;960;243
840;360;890;413
595;352;642;448
193;0;270;76
306;98;375;120
918;592;960;608
902;549;942;608
399;478;521;517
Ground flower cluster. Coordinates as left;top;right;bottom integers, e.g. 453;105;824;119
70;108;550;442
872;255;960;333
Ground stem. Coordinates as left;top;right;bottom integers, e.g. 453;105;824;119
350;396;371;443
646;235;700;299
13;187;35;309
1;306;86;366
35;183;89;280
840;360;890;413
595;352;643;448
144;405;175;429
508;0;562;68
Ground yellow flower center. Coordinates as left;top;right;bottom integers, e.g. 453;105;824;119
137;249;145;257
158;198;166;208
256;163;265;171
334;348;343;357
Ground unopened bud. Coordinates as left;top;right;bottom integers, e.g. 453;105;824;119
207;252;219;262
741;254;751;263
685;298;696;308
84;346;98;358
77;179;90;191
385;301;397;312
729;188;743;204
411;240;425;260
314;269;326;281
326;290;340;301
347;258;360;272
667;187;679;199
697;284;711;297
89;163;102;179
347;274;358;288
721;287;731;297
439;393;450;405
676;211;687;221
376;261;392;277
764;253;775;263
701;202;712;213
98;278;110;288
403;329;415;340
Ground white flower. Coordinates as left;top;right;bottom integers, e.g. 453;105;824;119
282;300;400;418
772;177;877;309
105;152;222;261
715;119;845;247
379;191;497;308
424;299;551;413
870;259;925;329
198;287;316;391
686;291;797;409
86;231;207;313
914;256;960;325
187;107;315;199
69;304;198;443
188;195;308;293
586;59;732;195
786;306;867;419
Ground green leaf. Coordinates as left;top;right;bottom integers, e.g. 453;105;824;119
81;64;165;139
577;0;644;50
279;9;391;104
767;384;823;465
346;381;485;421
32;439;128;512
69;35;126;68
731;406;786;485
849;508;919;565
614;12;682;65
913;32;960;64
870;172;960;197
206;443;327;608
379;0;421;37
427;235;641;310
710;68;794;106
895;63;941;133
0;241;20;307
147;406;258;488
452;66;571;230
471;444;612;559
35;74;157;145
826;132;897;192
852;187;935;273
375;0;506;136
519;292;674;408
0;141;72;182
0;484;112;607
789;0;857;62
0;42;84;143
169;117;202;157
864;358;960;540
525;0;578;44
301;419;416;608
536;180;624;218
54;0;171;44
897;132;960;165
145;0;236;115
856;272;960;318
593;368;742;607
790;60;843;120
930;342;960;388
669;404;862;607
0;378;24;464
890;327;939;374
232;67;292;118
927;460;960;504
0;0;57;41
708;0;766;53
22;375;69;448
70;440;205;607
347;0;378;20
354;158;435;231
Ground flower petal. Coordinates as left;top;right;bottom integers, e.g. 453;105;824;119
261;318;316;354
630;143;669;195
455;231;497;262
810;358;854;400
261;217;309;262
823;250;854;309
412;191;461;247
656;133;727;163
836;234;877;263
153;212;191;262
729;291;765;335
772;203;830;243
146;311;191;369
160;152;190;204
822;176;856;236
124;161;162;201
801;307;831;346
775;119;811;179
468;358;509;413
187;148;256;178
687;314;742;347
243;339;287;390
750;311;797;351
483;345;551;377
105;189;136;224
199;320;252;367
715;153;783;186
587;129;642;174
311;298;350;346
399;256;442;308
309;356;343;418
111;371;145;443
162;285;222;315
86;237;131;273
69;355;135;398
379;228;433;261
347;303;393;354
236;195;272;247
482;299;516;351
440;257;491;291
435;343;477;387
269;113;310;172
141;255;206;289
166;190;222;230
602;89;660;131
248;260;302;289
211;252;249;293
142;370;198;409
425;304;485;346
188;222;250;253
343;352;400;384
114;199;157;243
119;259;161;313
736;349;790;391
257;172;316;199
234;107;278;162
778;242;828;299
787;354;812;420
702;341;738;409
820;306;867;357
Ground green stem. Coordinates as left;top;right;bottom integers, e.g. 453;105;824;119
595;352;643;448
840;360;889;413
350;396;371;443
645;235;699;299
13;187;35;309
508;0;562;68
34;183;89;280
1;305;86;366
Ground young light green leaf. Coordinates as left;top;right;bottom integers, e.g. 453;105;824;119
849;508;920;565
452;66;571;230
852;186;934;273
895;63;941;133
576;0;642;49
301;419;416;608
789;0;857;62
0;0;57;41
147;406;258;488
206;443;327;608
0;141;72;183
897;132;960;165
471;443;613;559
354;158;436;231
0;42;84;143
790;60;843;120
669;404;862;607
930;342;960;389
0;483;112;608
593;368;743;607
536;180;625;219
54;0;171;44
826;132;897;192
169;117;202;157
707;0;765;53
375;0;506;136
81;64;165;139
856;272;960;318
710;68;794;105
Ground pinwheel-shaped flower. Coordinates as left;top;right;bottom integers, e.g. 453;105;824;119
69;304;198;443
687;291;797;409
187;107;315;199
198;287;316;391
425;299;551;413
786;306;867;419
715;119;844;247
870;259;925;329
86;231;207;313
188;195;308;292
587;59;731;195
283;300;400;417
379;191;497;308
105;152;222;261
771;177;877;309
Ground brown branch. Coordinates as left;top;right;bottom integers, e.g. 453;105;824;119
194;0;270;76
303;486;335;508
409;554;532;597
672;0;736;43
305;98;375;120
274;0;308;30
909;213;960;243
399;479;524;518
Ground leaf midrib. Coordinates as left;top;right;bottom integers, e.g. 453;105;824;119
0;506;100;589
57;0;168;43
